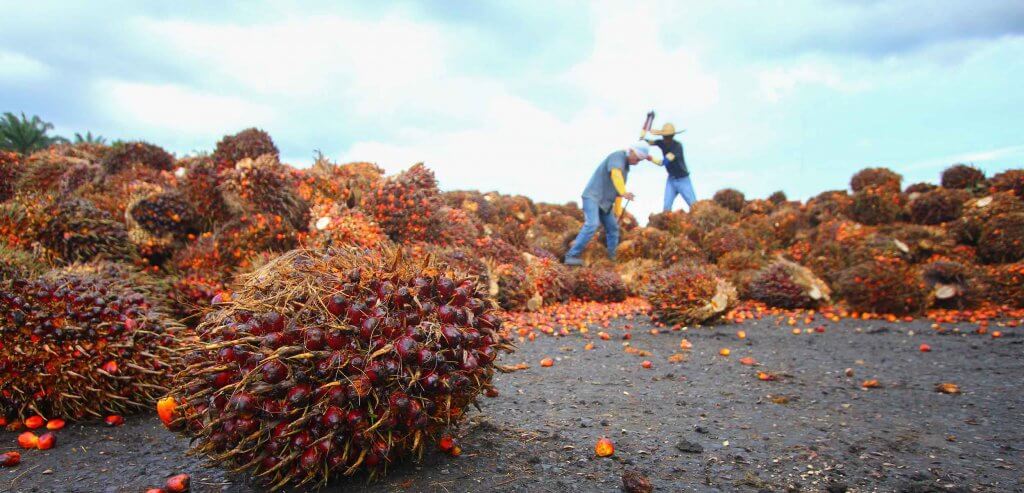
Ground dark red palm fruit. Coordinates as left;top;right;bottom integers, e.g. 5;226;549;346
323;386;347;407
476;346;497;364
291;430;312;449
376;280;395;300
261;360;288;384
1;451;22;467
364;360;384;385
380;317;402;338
235;417;258;435
37;432;56;450
261;399;284;416
211;370;237;389
417;348;437;367
436;305;457;324
261;332;289;349
359;317;379;341
321;406;345;429
440;325;463;348
345;302;367;325
285;384;311;408
346;409;367;431
211;394;228;411
395;336;418;362
461;352;479;372
228;393;258;416
462;328;480;348
271;422;290;443
420;372;441;393
304;327;325;351
326;295;346;317
388;391;411;416
261;455;281;471
325;329;348;349
436;277;455;299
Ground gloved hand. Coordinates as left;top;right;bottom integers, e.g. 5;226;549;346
666;152;675;161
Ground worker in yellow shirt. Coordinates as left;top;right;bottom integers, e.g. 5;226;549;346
564;141;656;266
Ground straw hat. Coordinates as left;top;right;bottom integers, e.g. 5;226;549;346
650;122;685;136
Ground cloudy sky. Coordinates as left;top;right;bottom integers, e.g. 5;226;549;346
2;1;1023;222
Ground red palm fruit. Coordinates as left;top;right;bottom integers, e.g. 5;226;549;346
37;432;56;450
1;451;21;467
105;415;125;427
321;406;345;429
17;432;38;449
45;419;65;431
261;360;288;384
165;473;190;493
24;416;44;430
286;384;312;408
304;327;326;350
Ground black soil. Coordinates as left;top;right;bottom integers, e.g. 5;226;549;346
2;317;1022;492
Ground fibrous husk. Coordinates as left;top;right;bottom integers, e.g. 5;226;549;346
616;258;660;295
982;262;1024;307
571;267;627;303
644;263;737;326
212;128;279;171
906;188;969;225
485;260;535;311
747;259;831;309
0;244;46;282
165;247;511;489
940;163;986;190
101;141;174;175
712;188;745;212
523;253;574;307
527;210;582;257
850;167;902;193
919;260;982;310
616;227;701;265
835;257;927;315
977;212;1024;264
948;193;1024;245
0;265;183;421
767;206;808;247
219;155;310;231
715;249;770;297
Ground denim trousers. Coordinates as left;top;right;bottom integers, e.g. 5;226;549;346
565;197;619;259
664;175;696;212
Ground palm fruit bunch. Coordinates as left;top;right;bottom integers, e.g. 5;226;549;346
767;190;788;205
646;210;693;237
212;127;279;171
428;206;483;248
305;203;388;251
919;260;982;309
906;188;968;225
948;193;1024;245
805;190;853;225
803;219;874;283
101;141;174;175
294;158;385;209
443;190;497;225
523;254;573;307
0;151;21;203
127;189;201;243
58;160;101;195
873;225;955;264
77;161;172;218
616;228;701;265
644;263;737;326
849;186;902;225
715;250;769;297
700;226;758;262
14;151;78;194
615;258;660;295
363;163;441;243
982;262;1024;307
735;214;776;249
162;247;511;489
220;155;310;231
989;169;1024;198
977;212;1024;264
473;236;525;266
850;167;902;193
741;199;774;216
527;210;581;257
835;256;927;315
0;264;182;421
214;214;303;272
686;201;738;242
904;182;937;195
712;188;745;213
571;267;627;303
484;193;536;247
0;192;51;250
484;260;536;311
747;259;831;309
176;156;231;228
767;206;807;247
39;198;136;264
940;163;986;191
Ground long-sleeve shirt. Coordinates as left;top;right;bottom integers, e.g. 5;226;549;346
649;139;688;178
582;150;630;215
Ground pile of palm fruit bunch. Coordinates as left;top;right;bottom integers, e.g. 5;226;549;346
160;247;512;489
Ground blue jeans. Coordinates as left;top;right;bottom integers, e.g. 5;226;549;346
664;176;696;212
566;197;619;259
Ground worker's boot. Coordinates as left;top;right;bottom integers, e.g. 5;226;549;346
563;256;583;266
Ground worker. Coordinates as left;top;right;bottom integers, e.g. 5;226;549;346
563;141;655;266
646;122;695;212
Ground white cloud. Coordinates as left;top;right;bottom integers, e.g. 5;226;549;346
94;79;275;136
758;61;872;102
0;50;51;81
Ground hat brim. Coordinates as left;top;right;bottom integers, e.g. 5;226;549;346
651;129;685;136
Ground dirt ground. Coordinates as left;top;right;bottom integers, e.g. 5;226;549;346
2;316;1022;493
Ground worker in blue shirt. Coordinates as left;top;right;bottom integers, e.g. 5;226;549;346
646;122;696;212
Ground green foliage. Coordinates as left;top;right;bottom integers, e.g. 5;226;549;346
73;131;107;145
0;112;67;154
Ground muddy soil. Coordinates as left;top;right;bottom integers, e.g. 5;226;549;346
2;317;1022;492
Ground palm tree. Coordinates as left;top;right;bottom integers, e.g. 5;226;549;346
0;112;68;155
73;131;107;145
